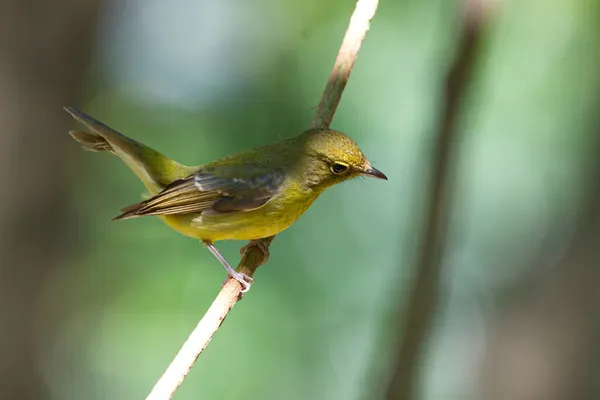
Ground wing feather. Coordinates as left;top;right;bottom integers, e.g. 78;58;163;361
114;170;285;220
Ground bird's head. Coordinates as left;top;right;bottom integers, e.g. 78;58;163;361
298;128;387;189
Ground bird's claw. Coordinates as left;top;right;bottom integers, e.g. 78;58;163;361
228;270;254;293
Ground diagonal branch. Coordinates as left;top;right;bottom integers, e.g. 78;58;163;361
145;240;272;400
311;0;379;129
145;1;379;399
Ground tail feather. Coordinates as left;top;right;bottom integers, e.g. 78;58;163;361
65;106;149;157
65;106;196;195
69;130;113;152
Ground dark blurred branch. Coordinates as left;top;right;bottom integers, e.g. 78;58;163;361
477;95;600;399
385;2;490;399
0;1;100;399
145;1;379;399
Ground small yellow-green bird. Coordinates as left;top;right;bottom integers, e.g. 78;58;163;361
65;107;387;292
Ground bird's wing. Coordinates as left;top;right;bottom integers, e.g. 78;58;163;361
114;170;286;219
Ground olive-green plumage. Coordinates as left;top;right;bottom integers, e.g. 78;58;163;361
65;107;386;290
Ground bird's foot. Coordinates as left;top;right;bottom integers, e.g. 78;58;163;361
240;239;271;265
227;270;254;293
204;240;254;293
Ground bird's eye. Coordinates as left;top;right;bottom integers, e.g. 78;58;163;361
331;163;348;174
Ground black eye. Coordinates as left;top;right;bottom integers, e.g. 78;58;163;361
331;163;348;174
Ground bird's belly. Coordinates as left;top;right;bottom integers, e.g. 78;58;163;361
159;192;318;242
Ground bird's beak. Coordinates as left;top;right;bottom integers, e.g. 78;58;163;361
363;165;388;180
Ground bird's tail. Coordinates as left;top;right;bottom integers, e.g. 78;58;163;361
65;107;195;195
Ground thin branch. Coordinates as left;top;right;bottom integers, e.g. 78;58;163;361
145;238;272;400
311;0;379;129
385;1;490;399
145;1;379;399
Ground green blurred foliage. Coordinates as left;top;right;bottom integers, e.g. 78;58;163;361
40;0;600;398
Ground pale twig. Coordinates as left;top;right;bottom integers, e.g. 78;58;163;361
311;0;379;129
145;1;379;399
145;240;271;400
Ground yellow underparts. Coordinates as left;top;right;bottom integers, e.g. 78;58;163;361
158;181;321;242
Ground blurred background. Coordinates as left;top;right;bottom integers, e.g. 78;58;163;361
2;0;600;399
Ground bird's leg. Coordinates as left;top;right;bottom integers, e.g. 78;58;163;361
203;241;253;293
239;239;271;265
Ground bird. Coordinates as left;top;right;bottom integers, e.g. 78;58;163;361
65;107;387;292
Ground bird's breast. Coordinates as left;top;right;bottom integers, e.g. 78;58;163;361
163;180;321;242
